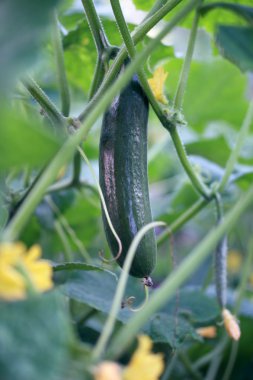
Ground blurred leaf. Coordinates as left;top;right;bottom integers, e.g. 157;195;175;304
132;0;154;11
186;135;231;167
60;269;137;323
0;0;59;91
201;3;253;25
143;313;201;349
53;262;113;273
197;0;253;32
164;289;220;324
63;20;97;94
164;58;248;131
61;269;220;325
190;156;225;185
0;107;62;170
0;291;72;380
216;26;253;73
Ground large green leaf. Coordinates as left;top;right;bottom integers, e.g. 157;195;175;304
201;3;253;25
0;291;72;380
0;0;58;91
132;0;155;11
164;58;248;131
143;313;201;349
60;269;220;324
0;107;62;170
216;26;253;72
186;135;231;167
198;0;253;32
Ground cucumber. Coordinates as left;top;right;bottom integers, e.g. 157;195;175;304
99;63;156;278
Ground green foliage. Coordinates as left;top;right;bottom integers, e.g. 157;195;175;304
216;26;253;72
0;291;73;380
164;58;248;131
0;0;59;91
0;107;62;170
1;0;253;379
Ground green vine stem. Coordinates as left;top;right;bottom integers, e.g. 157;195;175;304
106;185;253;360
54;219;72;261
218;100;253;192
22;76;65;127
52;11;71;117
110;0;209;198
174;2;202;110
92;221;166;362
2;0;199;242
78;0;190;122
169;127;211;197
179;352;204;380
81;0;109;54
146;0;183;20
157;197;208;245
81;0;112;99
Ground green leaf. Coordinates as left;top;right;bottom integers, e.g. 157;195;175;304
164;58;248;131
216;26;253;72
132;0;155;11
164;290;220;324
53;262;112;273
0;0;59;91
201;2;253;26
186;135;231;167
0;291;73;380
198;0;253;32
61;269;220;325
0;107;62;170
143;313;201;349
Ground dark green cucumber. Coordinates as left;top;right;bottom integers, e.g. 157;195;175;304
99;63;156;278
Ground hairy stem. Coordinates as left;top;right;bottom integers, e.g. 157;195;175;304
22;76;65;127
174;3;202;110
52;11;70;117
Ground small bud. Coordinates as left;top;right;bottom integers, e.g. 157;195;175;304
222;308;241;341
94;361;122;380
196;326;217;339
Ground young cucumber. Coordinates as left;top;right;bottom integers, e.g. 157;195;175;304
99;63;156;278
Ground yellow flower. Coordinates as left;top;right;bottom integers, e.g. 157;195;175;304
196;326;217;339
0;242;53;301
222;308;241;341
227;250;242;273
94;361;122;380
148;67;168;105
123;335;164;380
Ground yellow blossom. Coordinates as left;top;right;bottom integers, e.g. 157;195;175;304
227;250;242;273
196;326;217;339
148;67;168;105
94;361;122;380
222;308;241;341
0;242;53;301
123;335;164;380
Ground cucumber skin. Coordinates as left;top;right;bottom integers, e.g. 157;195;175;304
99;67;156;278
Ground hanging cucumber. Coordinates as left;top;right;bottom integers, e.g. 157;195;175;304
99;62;156;278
